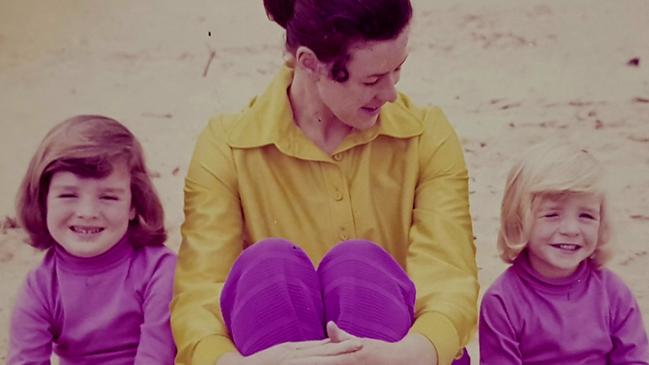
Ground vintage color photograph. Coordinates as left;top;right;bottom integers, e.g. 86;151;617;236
1;0;648;363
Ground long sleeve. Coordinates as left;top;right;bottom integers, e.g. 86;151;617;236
171;117;242;365
478;289;522;365
407;108;479;365
607;274;649;364
7;273;55;365
134;251;178;364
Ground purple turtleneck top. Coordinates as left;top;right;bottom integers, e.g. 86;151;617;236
479;250;648;364
7;236;177;365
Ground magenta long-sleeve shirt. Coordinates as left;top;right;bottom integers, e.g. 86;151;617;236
7;236;177;365
479;250;649;364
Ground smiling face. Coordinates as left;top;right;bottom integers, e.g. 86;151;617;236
527;193;602;278
46;160;134;258
314;28;410;130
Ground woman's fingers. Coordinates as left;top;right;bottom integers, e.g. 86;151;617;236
288;338;331;350
289;349;361;365
251;338;362;365
302;339;362;357
326;321;356;343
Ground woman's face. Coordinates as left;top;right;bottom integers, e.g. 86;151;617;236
315;27;410;130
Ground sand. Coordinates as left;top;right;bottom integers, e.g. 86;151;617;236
1;0;648;361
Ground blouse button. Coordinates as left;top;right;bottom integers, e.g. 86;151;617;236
333;153;343;161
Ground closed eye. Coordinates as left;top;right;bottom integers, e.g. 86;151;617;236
580;213;597;220
362;78;380;86
57;193;77;198
100;195;119;201
362;63;404;86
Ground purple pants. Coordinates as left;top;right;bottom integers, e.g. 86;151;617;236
220;238;470;364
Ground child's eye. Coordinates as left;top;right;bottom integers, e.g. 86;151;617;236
58;193;77;198
580;213;597;220
543;212;559;218
100;195;119;201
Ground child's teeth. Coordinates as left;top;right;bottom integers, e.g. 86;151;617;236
558;244;578;250
72;226;102;234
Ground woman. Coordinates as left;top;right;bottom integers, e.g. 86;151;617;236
171;1;478;364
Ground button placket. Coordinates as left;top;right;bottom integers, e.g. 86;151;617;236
323;161;354;243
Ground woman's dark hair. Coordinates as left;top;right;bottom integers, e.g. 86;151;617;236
263;0;412;82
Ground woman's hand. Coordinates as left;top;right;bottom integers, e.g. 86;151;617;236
325;322;438;365
217;337;363;365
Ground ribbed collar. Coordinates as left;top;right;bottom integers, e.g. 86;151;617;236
226;66;424;162
513;249;592;296
54;234;132;275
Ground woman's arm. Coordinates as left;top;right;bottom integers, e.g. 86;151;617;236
406;108;479;365
171;116;245;364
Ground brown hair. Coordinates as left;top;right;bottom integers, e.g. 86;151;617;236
264;0;412;82
16;115;166;249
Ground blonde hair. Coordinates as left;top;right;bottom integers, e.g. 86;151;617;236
497;140;613;266
16;115;166;249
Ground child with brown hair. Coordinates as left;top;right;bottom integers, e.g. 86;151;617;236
7;115;176;364
479;140;648;364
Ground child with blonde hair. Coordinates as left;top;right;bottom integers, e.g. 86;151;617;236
8;115;177;364
479;140;648;364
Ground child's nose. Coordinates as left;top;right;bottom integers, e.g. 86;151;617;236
75;197;98;218
558;217;579;235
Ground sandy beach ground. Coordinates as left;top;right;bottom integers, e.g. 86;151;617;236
1;0;648;362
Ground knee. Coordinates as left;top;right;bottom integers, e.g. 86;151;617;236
246;237;300;255
324;240;389;261
243;237;307;258
235;237;313;271
319;240;412;293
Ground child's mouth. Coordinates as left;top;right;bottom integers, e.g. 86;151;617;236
550;243;581;251
70;226;104;234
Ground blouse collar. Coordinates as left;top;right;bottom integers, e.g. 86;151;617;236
225;66;424;161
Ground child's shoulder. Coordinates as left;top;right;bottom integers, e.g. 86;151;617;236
131;244;177;274
26;247;56;275
134;244;176;262
482;265;521;297
19;248;58;296
590;265;636;299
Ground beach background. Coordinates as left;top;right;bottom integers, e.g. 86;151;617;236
1;0;648;362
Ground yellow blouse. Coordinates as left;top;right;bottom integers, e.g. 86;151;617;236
171;67;478;365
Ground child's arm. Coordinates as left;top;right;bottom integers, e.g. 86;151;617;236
479;291;523;365
6;276;55;365
134;250;178;364
607;274;649;364
406;108;479;365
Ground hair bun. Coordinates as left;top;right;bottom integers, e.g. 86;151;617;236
263;0;296;29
